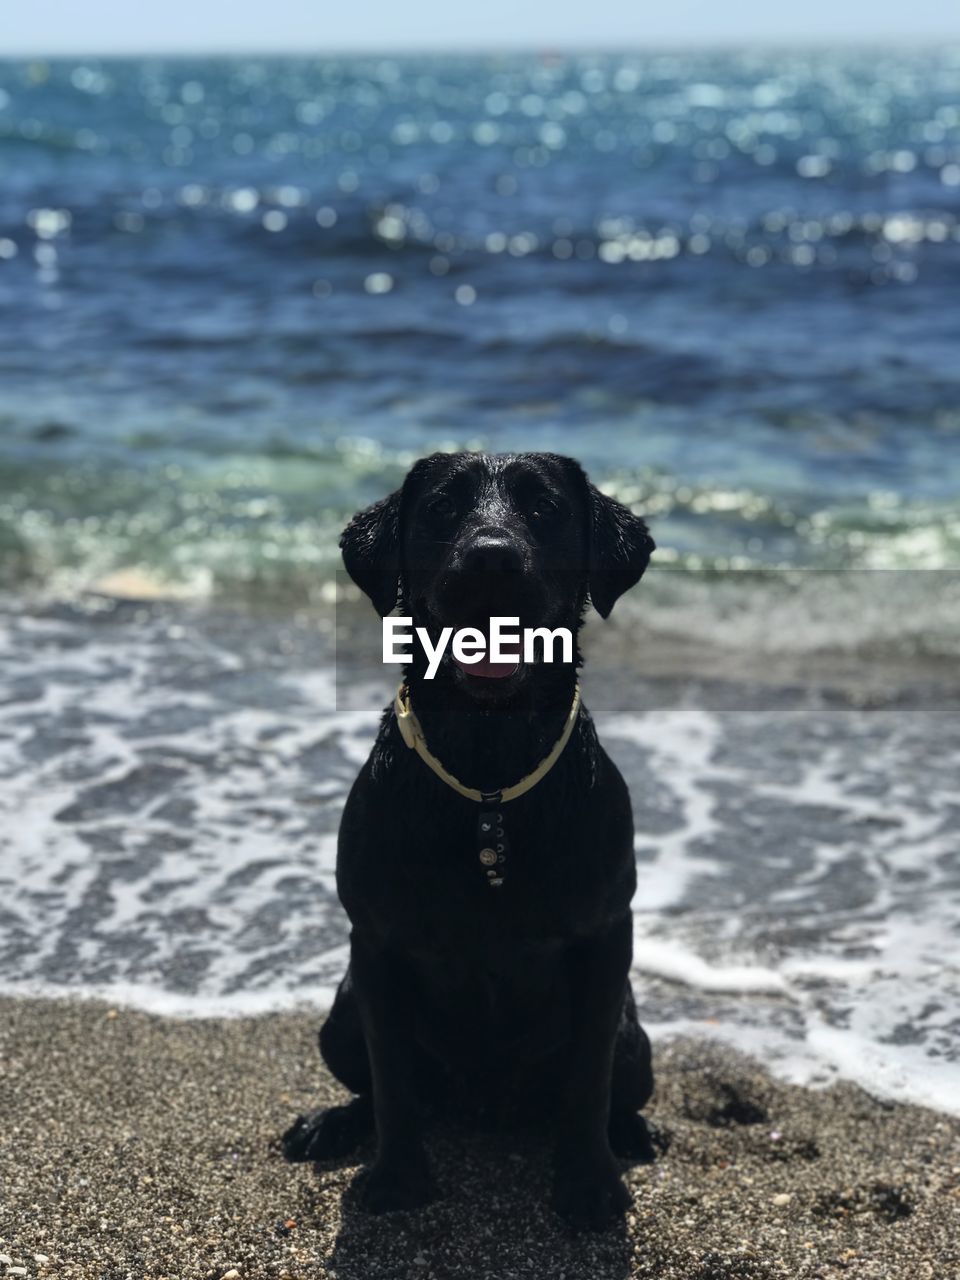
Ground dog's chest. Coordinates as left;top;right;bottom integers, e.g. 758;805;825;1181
344;780;619;947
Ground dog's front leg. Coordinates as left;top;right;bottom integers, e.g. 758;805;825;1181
349;930;435;1213
553;913;633;1230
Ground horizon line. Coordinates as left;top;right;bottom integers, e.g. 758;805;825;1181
3;36;960;60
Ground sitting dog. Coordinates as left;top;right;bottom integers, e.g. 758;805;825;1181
284;450;658;1230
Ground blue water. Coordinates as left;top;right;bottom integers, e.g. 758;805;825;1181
1;50;960;599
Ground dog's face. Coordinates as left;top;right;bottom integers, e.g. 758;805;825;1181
340;451;654;701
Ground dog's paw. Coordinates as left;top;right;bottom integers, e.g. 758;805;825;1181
281;1097;373;1162
360;1154;435;1215
608;1110;666;1163
551;1152;631;1231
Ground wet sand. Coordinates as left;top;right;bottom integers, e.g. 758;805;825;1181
1;996;958;1280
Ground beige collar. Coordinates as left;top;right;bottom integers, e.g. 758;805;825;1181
394;681;581;803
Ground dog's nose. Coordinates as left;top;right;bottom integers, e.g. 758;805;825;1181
462;539;524;576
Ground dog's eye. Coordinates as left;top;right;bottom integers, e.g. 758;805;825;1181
529;496;560;521
427;494;457;520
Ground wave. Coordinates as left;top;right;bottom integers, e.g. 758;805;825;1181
2;463;958;660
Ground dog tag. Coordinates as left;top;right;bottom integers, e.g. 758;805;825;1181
478;792;508;888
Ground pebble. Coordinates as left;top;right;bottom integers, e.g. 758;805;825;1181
220;1271;241;1280
0;1257;12;1267
772;1193;792;1207
34;1258;50;1265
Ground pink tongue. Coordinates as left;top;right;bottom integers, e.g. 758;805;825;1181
453;634;520;679
459;655;520;679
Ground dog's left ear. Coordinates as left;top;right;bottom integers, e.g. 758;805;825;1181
587;480;655;617
552;454;655;617
339;489;402;616
546;456;651;618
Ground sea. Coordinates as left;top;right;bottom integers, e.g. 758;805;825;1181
0;49;958;1114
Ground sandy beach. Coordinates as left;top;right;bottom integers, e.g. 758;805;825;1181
2;996;958;1280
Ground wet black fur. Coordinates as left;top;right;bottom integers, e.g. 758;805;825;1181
283;451;658;1230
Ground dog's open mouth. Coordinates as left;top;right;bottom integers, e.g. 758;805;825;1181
453;652;520;679
451;624;521;679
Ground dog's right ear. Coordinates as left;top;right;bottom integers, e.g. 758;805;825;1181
340;454;453;615
339;489;403;616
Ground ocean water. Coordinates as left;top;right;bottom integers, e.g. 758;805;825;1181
1;52;959;1111
1;50;959;608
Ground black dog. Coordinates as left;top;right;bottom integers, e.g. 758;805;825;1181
284;451;657;1230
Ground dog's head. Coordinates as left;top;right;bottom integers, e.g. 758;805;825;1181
340;451;654;701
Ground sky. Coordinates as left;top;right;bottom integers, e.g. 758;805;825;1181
4;0;960;55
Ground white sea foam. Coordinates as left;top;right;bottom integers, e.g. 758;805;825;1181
632;938;787;995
